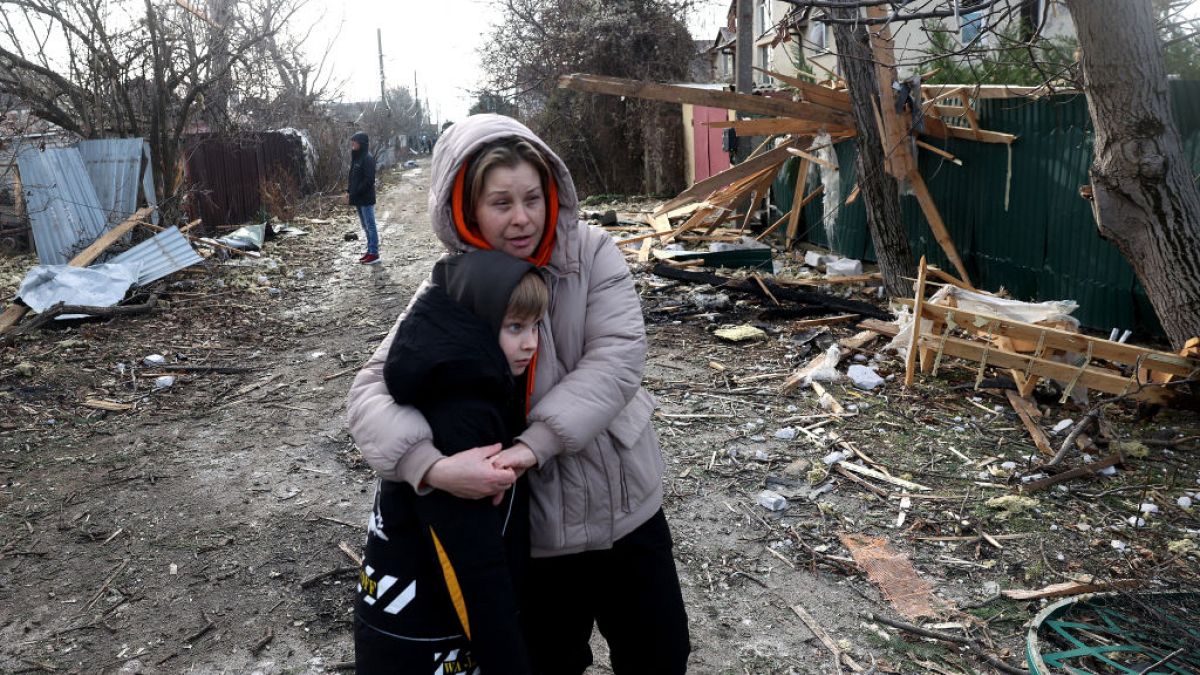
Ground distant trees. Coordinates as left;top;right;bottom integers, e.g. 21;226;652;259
469;92;519;117
0;0;335;213
481;0;698;195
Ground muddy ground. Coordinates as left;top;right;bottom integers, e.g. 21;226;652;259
2;162;1198;675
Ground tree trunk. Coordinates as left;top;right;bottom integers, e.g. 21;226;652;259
831;5;915;297
1065;0;1200;349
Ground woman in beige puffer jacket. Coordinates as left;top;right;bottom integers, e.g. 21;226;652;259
347;114;690;674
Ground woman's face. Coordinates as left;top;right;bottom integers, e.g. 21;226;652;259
474;161;546;259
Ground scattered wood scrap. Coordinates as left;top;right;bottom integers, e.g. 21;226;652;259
650;264;892;321
1001;577;1140;601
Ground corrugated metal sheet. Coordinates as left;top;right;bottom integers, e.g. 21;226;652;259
76;138;144;227
16;146;108;266
792;81;1200;335
109;226;203;285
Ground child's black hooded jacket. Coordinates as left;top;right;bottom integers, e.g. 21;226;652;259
358;250;535;674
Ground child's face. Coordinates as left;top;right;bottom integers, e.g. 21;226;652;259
499;314;538;375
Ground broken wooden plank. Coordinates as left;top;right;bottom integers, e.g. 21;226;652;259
558;73;853;126
786;147;838;171
82;398;135;412
791;604;866;673
1020;452;1124;494
839;329;881;351
866;5;918;179
655;141;799;216
1006;390;1054;456
838;461;930;492
904;256;928;387
754;67;853;111
905;171;973;287
916;333;1191;405
915;140;963;165
1;206;156;335
784;157;812;247
704;118;855;138
791;314;858;330
908;301;1200;379
1001;576;1140;601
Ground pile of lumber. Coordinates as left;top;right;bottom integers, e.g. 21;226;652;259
559;12;1022;287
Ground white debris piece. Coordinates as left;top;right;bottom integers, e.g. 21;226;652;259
1178;496;1193;510
757;490;788;512
774;427;798;440
153;375;176;390
846;364;885;390
826;258;863;277
1127;516;1146;528
1052;419;1075;435
1140;503;1159;514
143;354;166;367
822;450;849;465
806;345;844;384
804;250;836;268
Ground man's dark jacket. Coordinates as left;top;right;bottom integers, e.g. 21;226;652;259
358;250;534;674
348;132;377;206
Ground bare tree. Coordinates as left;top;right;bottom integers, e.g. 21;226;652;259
482;0;697;195
0;0;330;219
829;1;915;296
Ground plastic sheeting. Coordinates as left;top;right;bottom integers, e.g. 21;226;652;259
17;263;141;318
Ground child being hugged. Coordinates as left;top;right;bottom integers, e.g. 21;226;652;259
355;249;546;675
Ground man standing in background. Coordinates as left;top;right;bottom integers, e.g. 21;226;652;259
348;132;380;264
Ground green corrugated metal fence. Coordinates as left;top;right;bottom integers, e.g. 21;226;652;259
776;80;1200;335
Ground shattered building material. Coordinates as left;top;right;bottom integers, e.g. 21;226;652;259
16;146;110;265
76;139;158;227
109;226;203;285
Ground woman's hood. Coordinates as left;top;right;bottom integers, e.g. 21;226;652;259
429;114;580;272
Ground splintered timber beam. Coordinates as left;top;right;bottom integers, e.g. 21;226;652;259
906;169;973;287
904;300;1200;379
703;118;856;138
557;73;854;127
655;140;799;215
752;67;852;112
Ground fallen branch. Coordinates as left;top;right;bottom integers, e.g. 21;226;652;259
1021;452;1124;493
865;612;1028;675
299;565;357;588
2;295;158;346
1046;406;1103;467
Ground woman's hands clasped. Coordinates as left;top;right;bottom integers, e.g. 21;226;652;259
423;442;539;504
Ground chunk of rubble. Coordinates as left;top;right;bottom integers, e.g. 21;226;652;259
757;490;788;511
846;364;885;390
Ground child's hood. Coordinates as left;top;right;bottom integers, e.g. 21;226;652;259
432;250;537;335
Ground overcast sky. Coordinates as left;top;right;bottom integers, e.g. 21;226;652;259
311;0;731;123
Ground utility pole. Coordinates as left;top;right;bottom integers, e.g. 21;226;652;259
377;28;391;115
734;0;754;160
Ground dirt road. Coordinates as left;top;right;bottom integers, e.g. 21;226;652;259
7;159;1137;674
0;160;880;674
